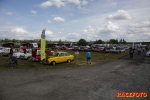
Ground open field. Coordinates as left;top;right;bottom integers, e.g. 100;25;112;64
0;50;129;70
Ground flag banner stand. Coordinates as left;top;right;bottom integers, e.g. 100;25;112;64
40;28;46;66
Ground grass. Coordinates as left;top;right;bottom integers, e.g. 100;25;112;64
0;50;129;70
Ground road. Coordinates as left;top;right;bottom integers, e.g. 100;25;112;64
0;52;150;100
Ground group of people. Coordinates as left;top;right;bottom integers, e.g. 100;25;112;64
129;47;146;59
137;47;145;55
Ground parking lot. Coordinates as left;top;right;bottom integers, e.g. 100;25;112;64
0;52;149;100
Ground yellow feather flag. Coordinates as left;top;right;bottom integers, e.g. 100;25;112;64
41;28;46;61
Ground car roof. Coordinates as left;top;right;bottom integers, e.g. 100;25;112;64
57;52;68;53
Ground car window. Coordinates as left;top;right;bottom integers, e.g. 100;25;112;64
59;53;65;56
54;52;59;56
65;53;69;56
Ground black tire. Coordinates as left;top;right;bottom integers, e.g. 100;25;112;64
51;61;56;65
67;59;71;63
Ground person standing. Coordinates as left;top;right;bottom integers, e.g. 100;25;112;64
10;46;13;60
129;48;134;59
86;50;91;64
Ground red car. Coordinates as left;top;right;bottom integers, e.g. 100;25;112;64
72;46;79;51
31;49;54;62
94;47;104;52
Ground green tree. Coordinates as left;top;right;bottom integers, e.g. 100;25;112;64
58;39;63;44
109;39;118;44
119;39;123;43
94;39;104;44
122;39;126;44
77;39;87;46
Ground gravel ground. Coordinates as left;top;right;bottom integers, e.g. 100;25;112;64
0;52;150;100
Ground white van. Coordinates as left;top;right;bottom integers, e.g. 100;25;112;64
31;43;38;48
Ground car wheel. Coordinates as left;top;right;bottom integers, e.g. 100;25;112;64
67;59;71;63
52;61;56;65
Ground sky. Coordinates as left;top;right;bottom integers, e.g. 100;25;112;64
0;0;150;42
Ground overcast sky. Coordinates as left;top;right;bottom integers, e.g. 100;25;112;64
0;0;150;42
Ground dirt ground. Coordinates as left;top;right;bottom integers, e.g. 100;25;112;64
0;52;150;100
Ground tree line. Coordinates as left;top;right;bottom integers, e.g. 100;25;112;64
77;39;127;46
0;38;127;45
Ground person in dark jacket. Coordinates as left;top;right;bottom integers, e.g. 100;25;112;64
129;48;134;59
9;46;13;60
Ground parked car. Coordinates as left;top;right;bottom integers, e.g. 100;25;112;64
31;49;41;61
20;50;32;60
110;48;120;53
52;45;60;50
124;46;129;50
36;50;55;62
94;47;104;52
31;49;54;61
119;48;126;53
104;49;112;53
13;50;31;58
145;50;150;56
66;47;73;50
2;48;11;56
60;46;68;50
0;47;5;56
72;46;79;51
44;52;74;65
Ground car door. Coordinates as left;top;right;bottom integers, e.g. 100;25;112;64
58;53;65;62
64;53;70;60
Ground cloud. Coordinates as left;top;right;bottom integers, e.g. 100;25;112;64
110;2;117;6
96;21;121;33
58;32;62;33
81;21;122;41
81;0;88;5
67;0;80;5
40;0;65;8
65;33;80;41
40;0;88;8
53;17;65;22
6;12;12;15
47;20;51;23
107;10;132;20
0;27;35;40
0;27;55;40
45;30;55;39
12;28;28;33
129;20;150;28
128;20;150;34
31;10;37;14
126;20;150;42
